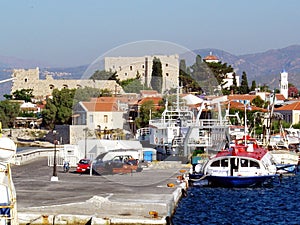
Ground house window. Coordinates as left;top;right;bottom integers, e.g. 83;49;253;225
104;115;108;123
89;115;93;123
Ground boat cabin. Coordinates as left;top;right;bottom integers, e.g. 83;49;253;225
206;156;263;177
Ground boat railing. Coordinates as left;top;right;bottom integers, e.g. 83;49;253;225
199;119;229;128
15;147;64;165
187;136;212;147
149;118;194;128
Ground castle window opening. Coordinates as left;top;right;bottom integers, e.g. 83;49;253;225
166;63;168;67
166;73;169;76
49;84;54;90
24;78;28;82
63;84;68;89
130;66;133;71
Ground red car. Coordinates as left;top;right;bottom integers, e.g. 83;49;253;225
76;159;91;173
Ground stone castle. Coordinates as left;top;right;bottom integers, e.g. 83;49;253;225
104;54;179;93
11;55;180;99
11;67;122;100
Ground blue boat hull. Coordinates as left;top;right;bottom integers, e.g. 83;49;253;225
206;175;275;188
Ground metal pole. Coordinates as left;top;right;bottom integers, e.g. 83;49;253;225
51;130;58;181
53;139;57;176
84;128;88;158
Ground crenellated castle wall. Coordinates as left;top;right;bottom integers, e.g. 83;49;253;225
11;67;122;100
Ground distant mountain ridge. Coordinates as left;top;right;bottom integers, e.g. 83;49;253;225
1;45;300;92
194;45;300;89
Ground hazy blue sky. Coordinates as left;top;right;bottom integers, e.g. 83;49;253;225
1;0;299;67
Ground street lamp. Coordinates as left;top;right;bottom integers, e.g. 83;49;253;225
97;125;101;139
51;130;58;181
83;127;88;159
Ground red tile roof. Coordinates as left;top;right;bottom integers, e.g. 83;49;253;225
81;97;121;112
275;94;286;101
204;55;219;61
137;97;162;106
228;94;257;101
275;101;300;111
228;101;267;112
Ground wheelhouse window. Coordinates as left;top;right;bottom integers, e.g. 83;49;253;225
211;160;220;167
221;159;228;167
241;159;249;167
250;160;259;168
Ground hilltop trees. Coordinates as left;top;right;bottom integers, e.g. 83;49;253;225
4;89;34;102
179;59;203;93
90;69;119;82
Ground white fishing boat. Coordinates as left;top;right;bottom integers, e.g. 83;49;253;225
0;137;18;225
269;149;299;174
148;91;230;162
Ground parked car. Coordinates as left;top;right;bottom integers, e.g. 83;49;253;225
93;155;142;175
76;159;91;173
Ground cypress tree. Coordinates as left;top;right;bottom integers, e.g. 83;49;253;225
151;57;163;93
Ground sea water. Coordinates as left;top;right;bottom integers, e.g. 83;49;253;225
172;173;300;225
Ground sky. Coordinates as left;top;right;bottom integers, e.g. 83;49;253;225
0;0;299;67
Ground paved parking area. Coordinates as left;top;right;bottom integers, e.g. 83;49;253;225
11;157;188;224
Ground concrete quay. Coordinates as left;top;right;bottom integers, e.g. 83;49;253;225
11;157;189;225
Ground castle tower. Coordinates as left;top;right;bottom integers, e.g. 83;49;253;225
280;70;288;99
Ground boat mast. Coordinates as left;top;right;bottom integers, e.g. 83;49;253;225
266;90;276;146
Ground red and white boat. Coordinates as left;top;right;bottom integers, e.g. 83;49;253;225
195;135;277;187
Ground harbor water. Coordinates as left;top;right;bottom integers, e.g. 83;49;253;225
172;173;300;225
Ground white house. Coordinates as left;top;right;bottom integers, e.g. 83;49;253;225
72;97;126;131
